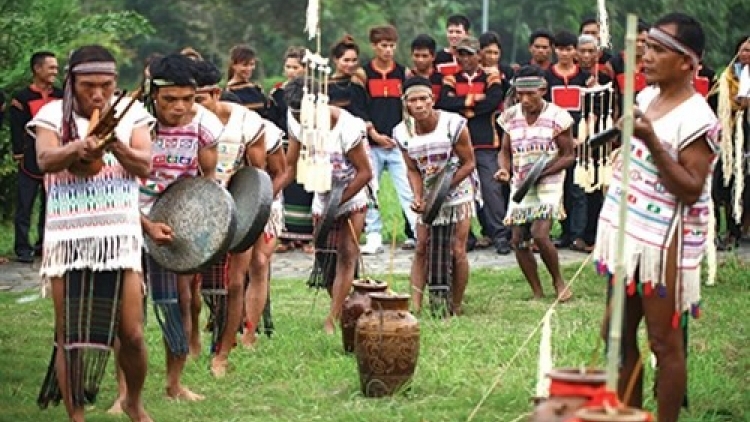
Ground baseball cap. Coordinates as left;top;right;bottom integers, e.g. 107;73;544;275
456;36;480;54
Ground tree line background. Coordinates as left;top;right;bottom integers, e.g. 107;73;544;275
0;0;748;218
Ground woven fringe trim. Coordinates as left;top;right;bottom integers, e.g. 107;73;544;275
594;231;702;315
336;201;368;217
421;201;475;226
153;302;189;355
308;251;337;290
37;344;112;409
503;204;564;226
37;344;61;409
41;235;143;278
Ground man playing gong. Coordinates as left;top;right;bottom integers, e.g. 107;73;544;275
30;45;154;422
191;59;267;375
283;77;373;335
495;65;575;301
394;76;476;315
136;54;223;401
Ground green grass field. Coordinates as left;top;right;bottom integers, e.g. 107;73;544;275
0;257;748;421
0;170;748;421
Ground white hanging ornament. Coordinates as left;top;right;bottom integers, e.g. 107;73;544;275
304;0;319;40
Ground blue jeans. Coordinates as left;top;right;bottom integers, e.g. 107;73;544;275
365;146;418;236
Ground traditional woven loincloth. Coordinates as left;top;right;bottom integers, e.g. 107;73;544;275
308;213;361;292
200;254;229;354
146;254;188;355
427;223;455;315
38;269;124;409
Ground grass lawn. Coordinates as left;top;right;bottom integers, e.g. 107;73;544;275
0;255;748;421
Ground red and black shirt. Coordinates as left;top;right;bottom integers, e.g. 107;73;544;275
609;52;647;97
435;48;460;77
436;68;504;149
411;68;444;100
544;64;591;125
10;84;63;177
363;60;407;143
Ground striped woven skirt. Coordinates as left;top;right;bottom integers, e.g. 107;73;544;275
38;269;124;409
146;255;189;356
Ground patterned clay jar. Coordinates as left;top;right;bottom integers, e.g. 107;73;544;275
341;279;388;353
354;292;420;397
575;407;652;422
530;368;607;422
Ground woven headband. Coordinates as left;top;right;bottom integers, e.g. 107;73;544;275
648;27;700;67
71;61;117;75
403;84;433;100
513;76;546;91
151;78;197;87
196;85;220;93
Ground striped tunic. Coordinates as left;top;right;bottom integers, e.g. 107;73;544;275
497;101;573;225
393;111;476;225
594;87;719;316
27;99;154;277
139;104;224;214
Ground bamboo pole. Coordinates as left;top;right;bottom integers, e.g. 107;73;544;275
605;13;638;393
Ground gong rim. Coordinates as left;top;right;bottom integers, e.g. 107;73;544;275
423;163;457;225
227;166;274;253
512;156;549;204
144;177;237;274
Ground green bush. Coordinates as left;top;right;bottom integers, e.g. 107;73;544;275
0;0;153;224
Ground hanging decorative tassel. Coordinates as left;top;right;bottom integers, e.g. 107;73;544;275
304;0;320;40
535;309;555;399
597;0;611;49
577;117;588;146
316;65;332;192
717;69;735;187
300;59;316;128
733;110;746;223
585;99;598;192
573;145;587;188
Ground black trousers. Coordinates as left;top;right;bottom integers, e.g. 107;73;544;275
474;149;510;243
14;168;45;256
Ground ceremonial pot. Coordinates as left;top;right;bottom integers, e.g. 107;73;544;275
354;292;420;397
145;177;237;274
512;155;550;204
575;407;653;422
422;160;457;225
530;367;607;422
341;279;388;353
226;166;274;253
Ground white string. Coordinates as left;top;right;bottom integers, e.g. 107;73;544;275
466;253;593;422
